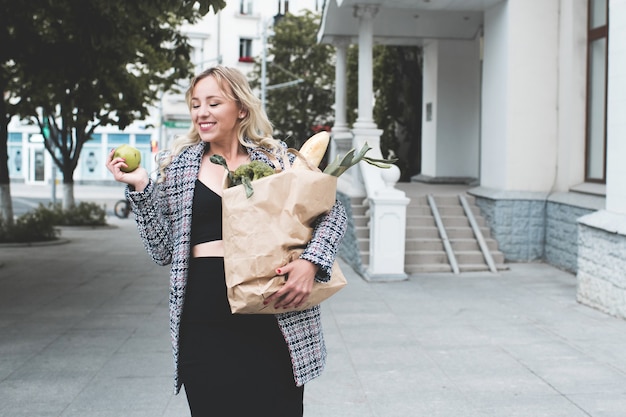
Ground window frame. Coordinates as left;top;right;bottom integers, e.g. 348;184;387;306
239;38;253;63
584;0;609;183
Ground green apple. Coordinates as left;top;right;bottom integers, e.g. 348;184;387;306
113;144;141;173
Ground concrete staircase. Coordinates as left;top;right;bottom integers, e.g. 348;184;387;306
351;184;508;274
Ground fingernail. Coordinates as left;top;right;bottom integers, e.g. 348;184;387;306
276;269;282;274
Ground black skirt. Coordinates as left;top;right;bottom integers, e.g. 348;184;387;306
179;257;303;417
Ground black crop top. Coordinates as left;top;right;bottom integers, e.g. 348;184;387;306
190;179;222;245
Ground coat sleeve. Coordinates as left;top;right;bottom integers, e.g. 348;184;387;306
300;200;347;282
125;179;174;266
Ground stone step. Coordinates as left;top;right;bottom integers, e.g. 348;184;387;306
407;206;432;215
353;215;369;228
406;227;441;239
406;263;454;273
405;238;444;251
349;190;507;275
407;203;481;217
406;216;436;227
405;250;449;264
439;227;479;239
351;205;368;216
455;251;492;265
450;238;499;252
354;226;370;239
441;215;486;228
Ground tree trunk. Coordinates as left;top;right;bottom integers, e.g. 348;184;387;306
0;109;14;224
0;183;14;223
62;182;75;210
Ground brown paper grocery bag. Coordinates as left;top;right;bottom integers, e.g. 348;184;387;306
221;162;345;314
228;258;347;314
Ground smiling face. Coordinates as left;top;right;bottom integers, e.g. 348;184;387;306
190;75;247;145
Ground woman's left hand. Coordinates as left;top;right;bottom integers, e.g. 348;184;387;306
265;259;318;310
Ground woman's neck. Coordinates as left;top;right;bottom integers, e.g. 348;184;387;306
205;141;249;170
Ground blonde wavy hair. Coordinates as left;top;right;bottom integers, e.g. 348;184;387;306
157;65;281;181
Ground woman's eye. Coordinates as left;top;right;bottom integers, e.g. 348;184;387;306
209;103;219;107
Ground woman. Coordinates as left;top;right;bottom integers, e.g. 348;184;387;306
106;66;347;416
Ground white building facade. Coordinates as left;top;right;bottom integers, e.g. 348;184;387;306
319;0;626;317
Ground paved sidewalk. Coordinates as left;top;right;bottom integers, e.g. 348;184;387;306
2;216;626;416
10;182;125;217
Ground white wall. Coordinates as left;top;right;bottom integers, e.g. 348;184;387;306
421;40;439;177
481;0;560;192
420;38;481;179
480;2;509;189
606;0;626;214
506;0;559;192
555;0;588;192
436;39;481;178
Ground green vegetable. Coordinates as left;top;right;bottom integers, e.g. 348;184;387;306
209;155;236;184
234;160;275;182
324;143;397;177
209;155;275;198
210;143;395;199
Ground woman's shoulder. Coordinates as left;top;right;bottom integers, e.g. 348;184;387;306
244;137;287;152
246;139;288;165
169;142;204;163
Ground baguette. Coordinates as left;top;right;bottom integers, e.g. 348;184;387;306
292;131;330;169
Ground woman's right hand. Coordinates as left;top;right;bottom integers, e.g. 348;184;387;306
106;148;150;192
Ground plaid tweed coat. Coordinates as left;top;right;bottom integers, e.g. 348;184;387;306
125;141;347;394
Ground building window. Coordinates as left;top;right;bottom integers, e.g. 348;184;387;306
239;0;253;15
239;38;253;62
585;0;608;183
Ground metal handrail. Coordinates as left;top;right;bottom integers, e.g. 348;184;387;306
427;194;460;274
459;194;498;273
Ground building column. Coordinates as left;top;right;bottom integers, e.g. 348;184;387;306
351;4;409;281
333;38;350;135
331;37;362;196
353;4;378;132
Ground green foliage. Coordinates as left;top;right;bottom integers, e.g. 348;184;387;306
249;11;335;150
347;44;423;181
373;45;423;181
0;0;226;208
210;155;275;198
42;202;108;226
233;161;275;182
324;143;397;177
0;208;59;243
346;45;360;127
0;202;108;243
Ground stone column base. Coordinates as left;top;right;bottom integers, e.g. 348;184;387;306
577;210;626;319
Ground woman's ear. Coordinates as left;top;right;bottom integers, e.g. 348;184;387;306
238;109;248;119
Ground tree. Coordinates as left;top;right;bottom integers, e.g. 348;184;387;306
0;1;36;223
373;45;422;181
347;44;423;181
0;0;226;215
249;10;335;151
